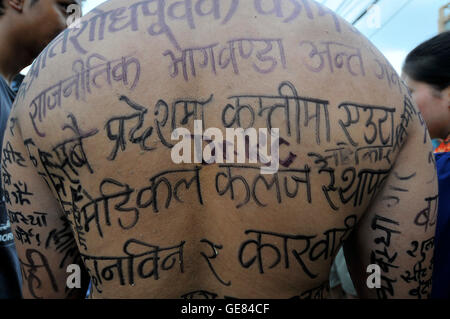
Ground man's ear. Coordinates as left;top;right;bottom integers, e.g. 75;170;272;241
8;0;25;12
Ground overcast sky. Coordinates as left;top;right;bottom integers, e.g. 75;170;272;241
321;0;448;74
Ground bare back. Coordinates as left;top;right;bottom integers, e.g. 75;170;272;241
3;0;438;299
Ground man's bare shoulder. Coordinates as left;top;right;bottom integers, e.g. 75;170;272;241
12;0;420;165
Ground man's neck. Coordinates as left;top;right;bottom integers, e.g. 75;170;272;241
0;20;33;85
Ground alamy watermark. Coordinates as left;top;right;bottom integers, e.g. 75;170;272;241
170;120;280;174
366;264;381;289
66;264;82;289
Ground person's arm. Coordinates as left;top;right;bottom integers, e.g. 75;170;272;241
344;95;438;299
2;114;89;299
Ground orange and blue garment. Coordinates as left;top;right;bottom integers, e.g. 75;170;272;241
435;136;450;153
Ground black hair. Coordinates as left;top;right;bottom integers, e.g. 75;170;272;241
0;0;39;16
403;31;450;91
0;0;5;15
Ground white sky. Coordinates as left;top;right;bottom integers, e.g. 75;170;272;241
82;0;105;13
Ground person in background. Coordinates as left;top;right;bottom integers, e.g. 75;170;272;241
10;74;25;94
0;0;80;299
402;31;450;299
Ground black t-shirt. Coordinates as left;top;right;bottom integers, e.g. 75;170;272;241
0;76;22;298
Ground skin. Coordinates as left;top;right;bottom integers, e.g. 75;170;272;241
0;0;80;84
2;0;438;299
0;0;81;298
402;76;450;140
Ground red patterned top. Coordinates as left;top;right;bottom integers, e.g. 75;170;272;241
435;136;450;153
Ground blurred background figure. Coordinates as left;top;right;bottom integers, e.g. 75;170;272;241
402;31;450;299
0;0;81;299
326;0;449;299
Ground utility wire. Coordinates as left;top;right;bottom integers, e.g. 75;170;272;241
352;0;380;25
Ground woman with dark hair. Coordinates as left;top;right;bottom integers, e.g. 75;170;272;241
403;31;450;299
